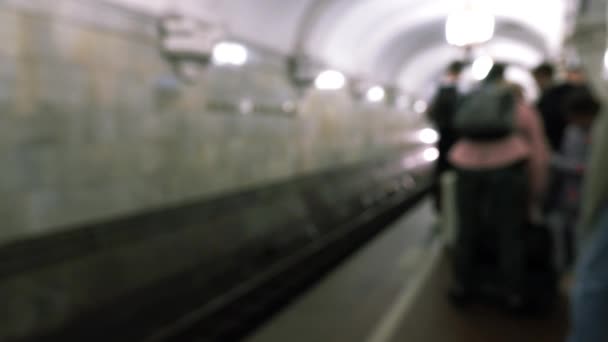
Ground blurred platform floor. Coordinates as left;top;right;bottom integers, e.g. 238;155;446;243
247;200;570;342
391;257;570;342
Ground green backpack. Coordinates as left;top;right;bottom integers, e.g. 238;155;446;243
454;84;516;140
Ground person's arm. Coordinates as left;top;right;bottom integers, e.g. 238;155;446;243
520;104;550;199
578;112;608;241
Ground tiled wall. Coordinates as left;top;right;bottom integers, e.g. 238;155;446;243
0;0;424;244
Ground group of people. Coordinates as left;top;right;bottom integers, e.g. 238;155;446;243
428;60;607;341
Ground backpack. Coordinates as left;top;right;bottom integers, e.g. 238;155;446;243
454;83;516;140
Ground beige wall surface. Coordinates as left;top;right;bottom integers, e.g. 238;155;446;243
0;0;424;244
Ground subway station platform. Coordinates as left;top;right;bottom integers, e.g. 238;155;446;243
248;201;569;342
1;1;602;341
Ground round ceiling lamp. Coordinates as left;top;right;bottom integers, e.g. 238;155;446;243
446;5;495;47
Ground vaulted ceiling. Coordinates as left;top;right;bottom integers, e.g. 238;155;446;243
219;0;575;94
115;0;578;96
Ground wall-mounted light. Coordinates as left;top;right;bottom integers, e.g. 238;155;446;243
423;147;440;162
315;70;346;90
366;86;386;103
472;55;494;80
446;8;495;47
212;42;248;66
414;100;428;114
418;128;440;144
239;98;254;114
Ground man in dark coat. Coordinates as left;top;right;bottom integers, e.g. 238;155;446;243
428;61;464;211
533;63;590;213
533;63;588;151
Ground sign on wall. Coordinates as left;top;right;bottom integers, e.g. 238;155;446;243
159;14;224;60
104;0;225;60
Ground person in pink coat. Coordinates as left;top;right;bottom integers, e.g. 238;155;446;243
448;63;550;310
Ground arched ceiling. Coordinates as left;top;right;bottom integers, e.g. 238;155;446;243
215;0;572;92
366;17;549;83
113;0;575;94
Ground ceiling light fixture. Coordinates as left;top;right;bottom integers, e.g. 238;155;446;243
446;7;495;47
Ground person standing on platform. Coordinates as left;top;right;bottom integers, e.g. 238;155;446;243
427;61;464;212
551;87;600;270
534;63;591;217
448;63;548;310
568;90;608;342
533;63;564;152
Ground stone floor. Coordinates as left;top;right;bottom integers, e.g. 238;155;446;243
391;257;570;342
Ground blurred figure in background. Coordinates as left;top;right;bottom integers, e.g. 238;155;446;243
568;91;608;342
533;62;563;151
534;63;592;228
427;61;464;212
533;63;588;152
551;87;600;270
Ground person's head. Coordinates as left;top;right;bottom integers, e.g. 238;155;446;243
564;86;600;129
484;62;506;84
446;61;465;81
506;82;525;102
565;65;587;85
532;62;555;90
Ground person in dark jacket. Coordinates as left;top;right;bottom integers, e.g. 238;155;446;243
551;87;600;270
448;64;547;311
428;61;464;211
533;63;588;152
533;63;590;214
